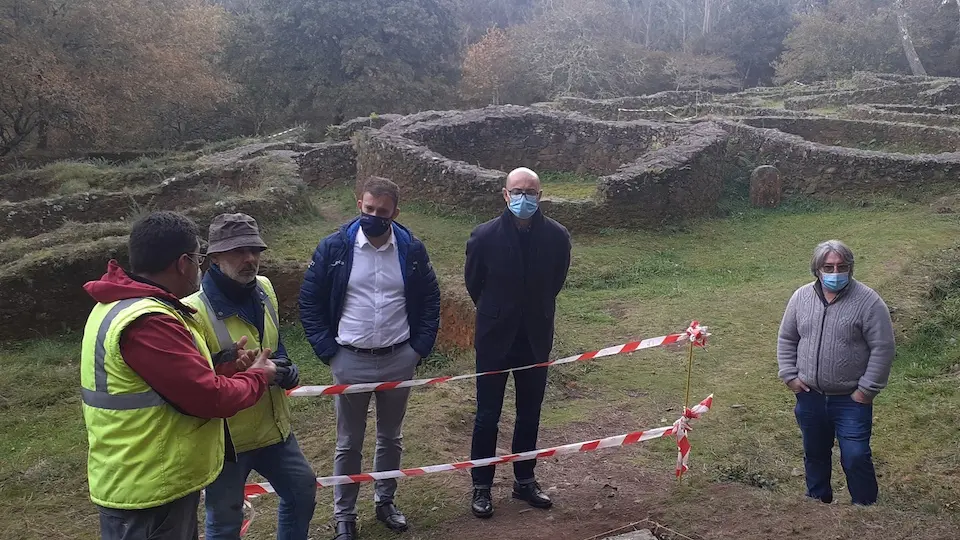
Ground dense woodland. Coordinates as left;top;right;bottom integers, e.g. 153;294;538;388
2;0;960;155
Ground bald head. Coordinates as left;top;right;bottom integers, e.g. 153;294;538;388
506;167;540;191
502;167;542;220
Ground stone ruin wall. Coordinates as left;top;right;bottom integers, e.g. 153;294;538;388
784;82;960;110
0;164;309;241
397;108;675;175
351;106;728;231
11;73;960;342
720;121;960;198
556;96;819;122
297;141;358;189
841;105;960;129
737;116;960;153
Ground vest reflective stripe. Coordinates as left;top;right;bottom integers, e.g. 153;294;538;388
80;387;166;410
84;298;164;411
186;276;291;453
261;286;280;332
197;291;234;350
81;297;225;510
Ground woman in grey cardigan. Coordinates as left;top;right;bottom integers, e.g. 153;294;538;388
777;240;895;506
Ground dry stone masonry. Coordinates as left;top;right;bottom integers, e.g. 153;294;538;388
5;71;960;341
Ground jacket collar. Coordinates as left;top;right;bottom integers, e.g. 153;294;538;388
498;206;545;230
200;270;267;321
813;278;856;305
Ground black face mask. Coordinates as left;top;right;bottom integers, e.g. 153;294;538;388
359;213;390;238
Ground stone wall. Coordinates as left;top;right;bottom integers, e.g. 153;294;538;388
0;156;308;240
297;142;358;188
355;130;506;216
720;121;960;197
783;82;947;110
555;98;817;122
841;105;960;129
324;114;403;142
394;106;676;176
873;104;960;114
0;236;129;342
595;122;728;226
0;240;474;352
738;117;960;154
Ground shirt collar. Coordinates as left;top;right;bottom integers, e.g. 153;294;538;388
356;225;396;250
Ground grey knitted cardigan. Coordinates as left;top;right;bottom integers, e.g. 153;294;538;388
777;279;895;398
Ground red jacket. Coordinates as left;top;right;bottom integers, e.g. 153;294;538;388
84;260;269;419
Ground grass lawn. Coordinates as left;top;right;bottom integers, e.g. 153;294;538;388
538;171;600;201
4;188;960;539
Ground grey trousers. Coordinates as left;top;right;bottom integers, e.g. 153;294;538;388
98;491;200;540
330;343;419;522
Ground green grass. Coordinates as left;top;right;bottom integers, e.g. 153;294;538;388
5;190;960;538
539;170;600;201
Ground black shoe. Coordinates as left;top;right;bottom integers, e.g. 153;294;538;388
471;487;494;518
512;481;553;509
375;502;409;532
333;521;356;540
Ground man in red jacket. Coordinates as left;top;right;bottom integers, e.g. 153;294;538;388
82;211;277;540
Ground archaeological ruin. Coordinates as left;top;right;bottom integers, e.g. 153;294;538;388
4;71;960;343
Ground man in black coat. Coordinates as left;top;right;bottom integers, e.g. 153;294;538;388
464;167;572;518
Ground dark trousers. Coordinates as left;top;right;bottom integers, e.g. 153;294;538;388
470;334;548;488
98;491;200;540
794;390;878;505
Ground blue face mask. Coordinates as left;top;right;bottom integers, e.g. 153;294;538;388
821;272;850;292
508;193;539;219
359;213;390;238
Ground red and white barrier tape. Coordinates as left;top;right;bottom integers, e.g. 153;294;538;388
243;394;713;502
287;322;709;397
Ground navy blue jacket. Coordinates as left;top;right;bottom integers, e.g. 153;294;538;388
298;217;441;364
465;208;571;371
201;265;290;362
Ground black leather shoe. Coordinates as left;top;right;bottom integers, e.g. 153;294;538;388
375;502;409;532
471;487;494;518
512;481;553;509
333;521;356;540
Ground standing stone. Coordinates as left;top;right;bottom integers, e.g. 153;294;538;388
749;165;782;208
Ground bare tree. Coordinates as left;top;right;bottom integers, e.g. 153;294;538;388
894;0;927;76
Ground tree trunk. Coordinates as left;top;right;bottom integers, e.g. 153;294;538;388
645;1;654;47
703;0;713;35
895;0;927;76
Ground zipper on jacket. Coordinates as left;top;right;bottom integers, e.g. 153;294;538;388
813;304;828;392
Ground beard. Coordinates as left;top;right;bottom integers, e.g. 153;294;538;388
223;262;259;284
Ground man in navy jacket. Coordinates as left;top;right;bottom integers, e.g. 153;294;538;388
465;167;572;519
298;176;440;540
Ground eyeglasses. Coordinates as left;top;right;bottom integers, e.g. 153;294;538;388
186;252;207;266
508;188;539;197
820;264;850;273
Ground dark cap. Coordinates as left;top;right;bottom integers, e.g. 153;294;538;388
207;213;267;255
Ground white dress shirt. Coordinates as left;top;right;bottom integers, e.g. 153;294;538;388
336;227;410;349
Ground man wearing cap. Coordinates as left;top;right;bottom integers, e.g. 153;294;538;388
81;211;277;540
185;213;317;540
299;176;441;540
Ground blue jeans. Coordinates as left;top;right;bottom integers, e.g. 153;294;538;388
204;433;317;540
794;391;878;505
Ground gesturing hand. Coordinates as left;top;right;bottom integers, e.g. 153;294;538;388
249;347;277;383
